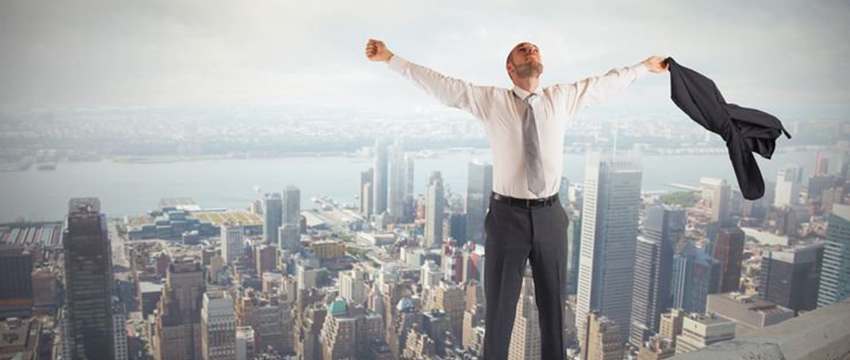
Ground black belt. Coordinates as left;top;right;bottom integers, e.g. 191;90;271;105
490;191;559;209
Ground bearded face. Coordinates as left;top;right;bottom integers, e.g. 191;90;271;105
506;42;543;80
513;60;543;78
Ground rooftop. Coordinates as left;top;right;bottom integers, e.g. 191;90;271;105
672;298;850;359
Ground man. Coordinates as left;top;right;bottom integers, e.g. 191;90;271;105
366;38;667;359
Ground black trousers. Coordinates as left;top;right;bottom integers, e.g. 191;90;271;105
482;192;568;360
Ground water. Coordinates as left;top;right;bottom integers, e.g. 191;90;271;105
0;149;830;223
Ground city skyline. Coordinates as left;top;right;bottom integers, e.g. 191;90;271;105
0;143;848;358
1;2;849;359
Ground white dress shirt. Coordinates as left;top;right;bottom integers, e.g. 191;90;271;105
388;54;649;199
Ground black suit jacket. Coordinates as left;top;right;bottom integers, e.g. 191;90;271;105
666;57;792;201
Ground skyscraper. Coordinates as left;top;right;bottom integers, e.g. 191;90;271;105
263;192;283;245
281;186;301;250
221;223;244;266
774;164;804;208
759;242;824;313
817;204;850;307
507;272;541;359
360;168;374;218
581;312;624;360
466;161;493;246
373;138;389;215
671;243;721;313
713;227;745;293
449;213;467;244
388;140;406;220
113;304;128;360
0;245;33;318
699;177;730;225
576;152;642;343
254;244;277;276
153;259;206;360
62;198;115;359
405;153;415;197
425;171;445;248
201;290;236;360
629;205;684;348
279;224;301;253
283;185;301;227
403;153;417;223
566;208;582;295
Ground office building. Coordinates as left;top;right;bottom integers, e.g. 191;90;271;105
466;161;492;246
62;198;115;359
629;205;684;347
817;204;850;307
201;290;236;360
576;152;642;342
0;245;33;319
675;313;735;354
759;242;824;313
706;293;793;335
425;171;445;248
671;243;721;314
263;193;283;245
221;223;244;266
581;312;624;360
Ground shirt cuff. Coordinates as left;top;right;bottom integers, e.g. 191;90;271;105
387;54;408;72
632;61;650;78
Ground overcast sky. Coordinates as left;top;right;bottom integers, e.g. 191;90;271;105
1;0;848;115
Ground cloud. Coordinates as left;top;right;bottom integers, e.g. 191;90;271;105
0;0;847;112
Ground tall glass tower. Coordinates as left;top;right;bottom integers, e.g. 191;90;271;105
575;152;642;345
466;160;492;246
628;204;684;347
817;204;850;307
63;197;115;359
263;192;283;245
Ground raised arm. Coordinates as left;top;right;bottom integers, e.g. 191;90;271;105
365;38;494;121
558;56;667;117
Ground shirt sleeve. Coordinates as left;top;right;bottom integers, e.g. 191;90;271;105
387;55;495;121
557;61;650;117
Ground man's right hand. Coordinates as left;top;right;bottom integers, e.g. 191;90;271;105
366;39;393;62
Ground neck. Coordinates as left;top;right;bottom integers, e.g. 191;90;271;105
513;76;539;93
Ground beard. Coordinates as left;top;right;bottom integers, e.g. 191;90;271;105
514;61;543;78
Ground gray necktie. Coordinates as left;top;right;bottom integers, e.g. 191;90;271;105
519;92;545;197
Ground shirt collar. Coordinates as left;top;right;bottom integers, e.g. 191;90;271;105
511;85;542;102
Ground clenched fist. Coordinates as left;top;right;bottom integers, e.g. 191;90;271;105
365;39;394;62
